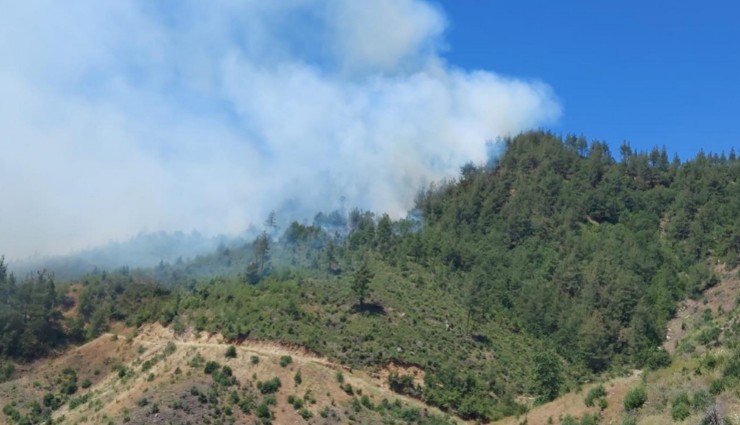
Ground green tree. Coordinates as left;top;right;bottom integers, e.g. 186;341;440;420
533;351;562;403
246;232;271;283
376;214;394;257
464;269;488;335
325;240;338;273
351;259;374;306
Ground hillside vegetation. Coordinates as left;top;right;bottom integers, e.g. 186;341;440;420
1;324;459;425
1;131;739;424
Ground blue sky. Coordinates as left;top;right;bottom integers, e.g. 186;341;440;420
438;1;740;159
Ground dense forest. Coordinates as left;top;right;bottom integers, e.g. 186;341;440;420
2;131;739;422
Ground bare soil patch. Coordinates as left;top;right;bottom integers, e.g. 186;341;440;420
664;265;739;354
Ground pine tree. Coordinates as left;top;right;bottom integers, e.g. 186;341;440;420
351;259;374;306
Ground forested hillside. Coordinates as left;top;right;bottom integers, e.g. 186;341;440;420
414;132;739;370
2;131;739;424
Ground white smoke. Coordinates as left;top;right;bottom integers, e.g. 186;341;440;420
0;0;560;260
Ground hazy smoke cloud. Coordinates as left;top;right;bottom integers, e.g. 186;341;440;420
0;0;560;260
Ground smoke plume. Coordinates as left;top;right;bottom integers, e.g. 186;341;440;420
0;0;560;260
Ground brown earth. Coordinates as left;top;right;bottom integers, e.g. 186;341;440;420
0;323;462;425
491;371;641;425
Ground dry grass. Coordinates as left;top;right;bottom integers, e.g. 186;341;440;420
1;323;462;425
664;265;740;354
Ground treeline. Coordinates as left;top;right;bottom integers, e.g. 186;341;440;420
411;132;739;371
0;260;64;360
0;259;171;365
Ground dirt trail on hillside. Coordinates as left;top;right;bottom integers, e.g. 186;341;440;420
138;324;336;367
137;323;430;398
44;323;463;425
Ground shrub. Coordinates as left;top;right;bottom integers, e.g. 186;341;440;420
319;406;331;418
561;415;578;425
225;345;237;358
69;394;90;410
251;355;260;364
697;326;722;345
0;362;14;383
584;385;607;407
3;404;21;422
172;319;186;335
646;348;672;370
63;382;78;395
280;355;293;367
702;353;718;370
299;407;312;420
671;401;691;421
238;398;253;414
43;393;61;410
294;370;302;386
709;379;725;395
342;383;354;395
598;397;608;410
580;413;600;425
692;389;710;410
204;361;220;375
723;350;740;378
388;372;420;397
623;386;647;411
189;353;204;368
457;395;489;420
212;367;237;387
222;365;233;376
255;402;272;419
360;395;374;410
114;365;129;379
398;406;421;422
258;377;282;394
